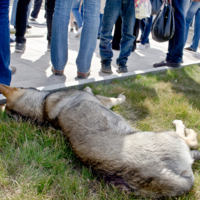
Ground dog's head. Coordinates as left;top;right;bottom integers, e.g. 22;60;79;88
0;84;48;122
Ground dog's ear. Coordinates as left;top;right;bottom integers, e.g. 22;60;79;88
0;84;26;102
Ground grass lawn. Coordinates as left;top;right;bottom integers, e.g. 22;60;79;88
0;65;200;199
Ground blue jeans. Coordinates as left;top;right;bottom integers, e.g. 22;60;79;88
51;0;100;73
72;0;83;28
0;0;11;86
140;15;153;45
31;0;43;19
99;0;135;66
98;13;103;38
10;0;33;27
166;0;190;63
185;2;200;51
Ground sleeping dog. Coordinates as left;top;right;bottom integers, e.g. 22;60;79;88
0;84;199;198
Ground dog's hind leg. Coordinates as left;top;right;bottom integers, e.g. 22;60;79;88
185;129;198;149
95;94;126;109
173;120;198;149
173;120;185;138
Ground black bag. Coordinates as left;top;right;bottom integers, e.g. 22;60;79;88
151;0;175;42
151;0;163;15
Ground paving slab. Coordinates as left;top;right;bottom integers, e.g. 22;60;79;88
1;8;200;104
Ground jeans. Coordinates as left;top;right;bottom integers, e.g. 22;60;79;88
46;0;56;43
31;0;43;19
98;13;103;38
15;0;31;44
140;15;153;45
72;0;83;29
0;0;11;86
51;0;100;73
166;0;190;63
185;2;200;52
99;0;135;66
10;0;33;27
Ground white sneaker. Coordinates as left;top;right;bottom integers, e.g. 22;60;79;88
137;43;150;50
137;43;145;50
75;27;82;38
145;43;150;49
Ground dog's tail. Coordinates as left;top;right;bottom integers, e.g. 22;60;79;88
191;150;200;161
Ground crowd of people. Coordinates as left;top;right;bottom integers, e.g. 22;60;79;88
0;0;200;90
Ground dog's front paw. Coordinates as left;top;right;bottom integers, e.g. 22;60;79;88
118;94;126;103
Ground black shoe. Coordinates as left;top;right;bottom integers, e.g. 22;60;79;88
153;60;181;68
184;47;196;52
26;25;32;29
101;62;112;73
117;64;128;73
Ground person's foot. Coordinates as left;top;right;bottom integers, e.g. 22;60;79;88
11;67;17;75
137;43;150;50
30;17;36;21
153;60;181;68
117;64;128;73
75;27;82;38
15;43;26;53
51;67;64;76
74;21;78;31
47;42;51;51
184;47;196;52
77;71;90;79
101;62;112;73
26;25;32;29
10;37;15;43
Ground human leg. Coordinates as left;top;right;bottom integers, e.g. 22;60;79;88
166;0;190;63
76;0;101;74
0;0;12;86
184;2;199;48
98;13;103;39
138;15;153;49
31;0;43;19
46;0;56;46
51;0;72;71
99;0;120;67
117;0;135;68
72;0;82;28
15;0;31;52
190;7;200;51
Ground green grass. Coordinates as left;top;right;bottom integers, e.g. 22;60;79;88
1;65;200;199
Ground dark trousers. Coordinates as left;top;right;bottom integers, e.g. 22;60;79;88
15;0;31;43
31;0;43;19
112;16;140;52
46;0;55;43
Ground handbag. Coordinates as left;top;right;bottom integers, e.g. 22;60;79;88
151;0;175;42
150;0;163;15
135;0;152;19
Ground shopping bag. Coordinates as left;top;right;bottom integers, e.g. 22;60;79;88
135;0;152;19
150;0;163;15
151;0;175;42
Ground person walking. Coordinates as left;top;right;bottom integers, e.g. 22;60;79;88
184;0;200;52
50;0;100;78
99;0;135;74
153;0;191;68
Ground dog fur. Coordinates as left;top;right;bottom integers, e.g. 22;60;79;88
0;84;199;198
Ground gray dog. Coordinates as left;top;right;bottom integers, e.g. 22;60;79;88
0;84;199;198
